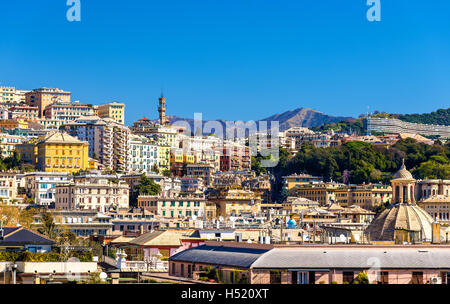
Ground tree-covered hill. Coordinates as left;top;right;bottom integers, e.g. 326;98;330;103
396;108;450;126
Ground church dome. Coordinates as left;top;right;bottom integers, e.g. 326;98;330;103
392;159;414;180
366;203;440;243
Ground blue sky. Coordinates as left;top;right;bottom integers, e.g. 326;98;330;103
1;1;449;125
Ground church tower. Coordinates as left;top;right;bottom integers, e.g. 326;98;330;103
391;159;416;204
158;94;169;126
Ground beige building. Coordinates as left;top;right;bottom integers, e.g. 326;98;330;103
44;102;95;122
137;194;216;219
97;102;125;124
55;173;129;212
26;88;71;117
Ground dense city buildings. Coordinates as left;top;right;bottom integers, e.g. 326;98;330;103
25;88;71;117
64;116;131;173
0;85;449;287
97;102;125;124
54;173;129;212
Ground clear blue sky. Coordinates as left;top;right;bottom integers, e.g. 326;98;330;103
1;1;449;125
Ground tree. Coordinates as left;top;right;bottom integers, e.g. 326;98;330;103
38;211;58;240
135;175;162;196
19;208;39;228
354;272;369;284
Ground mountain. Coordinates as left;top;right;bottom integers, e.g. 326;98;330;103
159;108;354;135
258;108;354;131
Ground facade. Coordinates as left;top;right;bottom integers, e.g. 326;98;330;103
0;173;17;204
137;194;216;219
207;189;262;217
186;163;215;186
217;141;251;172
54;173;129;212
129;134;159;174
25;88;71;117
366;117;450;139
0;86;16;103
43;102;94;122
29;131;90;174
282;174;323;190
0;133;24;158
170;242;450;284
0;118;28;130
97;102;125;124
8;105;39;121
65;116;131;172
46;210;113;237
24;172;71;206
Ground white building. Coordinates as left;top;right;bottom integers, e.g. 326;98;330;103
0;133;24;158
129;134;159;174
24;172;71;206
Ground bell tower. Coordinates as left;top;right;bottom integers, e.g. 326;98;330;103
158;93;169;126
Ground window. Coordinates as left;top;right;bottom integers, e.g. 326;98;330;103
343;272;354;284
377;271;389;284
270;271;281;284
412;272;423;284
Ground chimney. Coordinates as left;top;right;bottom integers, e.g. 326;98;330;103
432;217;441;244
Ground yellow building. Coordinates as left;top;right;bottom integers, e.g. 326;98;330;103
158;144;171;172
33;131;89;173
208;189;262;217
26;88;71;117
0;119;28;130
0;86;16;103
282;174;323;190
16;139;38;165
97;102;125;124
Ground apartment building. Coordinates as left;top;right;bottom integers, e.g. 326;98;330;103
186;163;215;186
65;116;131;173
8;105;39;121
137;194;216;219
25;88;71;117
282;174;323;190
43;102;94;122
55;173;129;212
129;134;159;174
333;184;393;209
0;118;28;130
47;210;113;237
0;87;16;103
97;102;125;124
216;141;251;172
207;189;262;217
180;177;205;193
366;117;450;139
0;173;17;204
28;131;90;174
24;172;71;206
0;133;24;158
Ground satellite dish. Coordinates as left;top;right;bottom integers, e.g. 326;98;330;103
99;272;108;281
192;215;197;221
339;234;347;242
354;234;360;241
219;216;224;222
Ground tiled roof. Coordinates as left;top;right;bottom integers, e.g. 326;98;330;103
0;226;55;246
